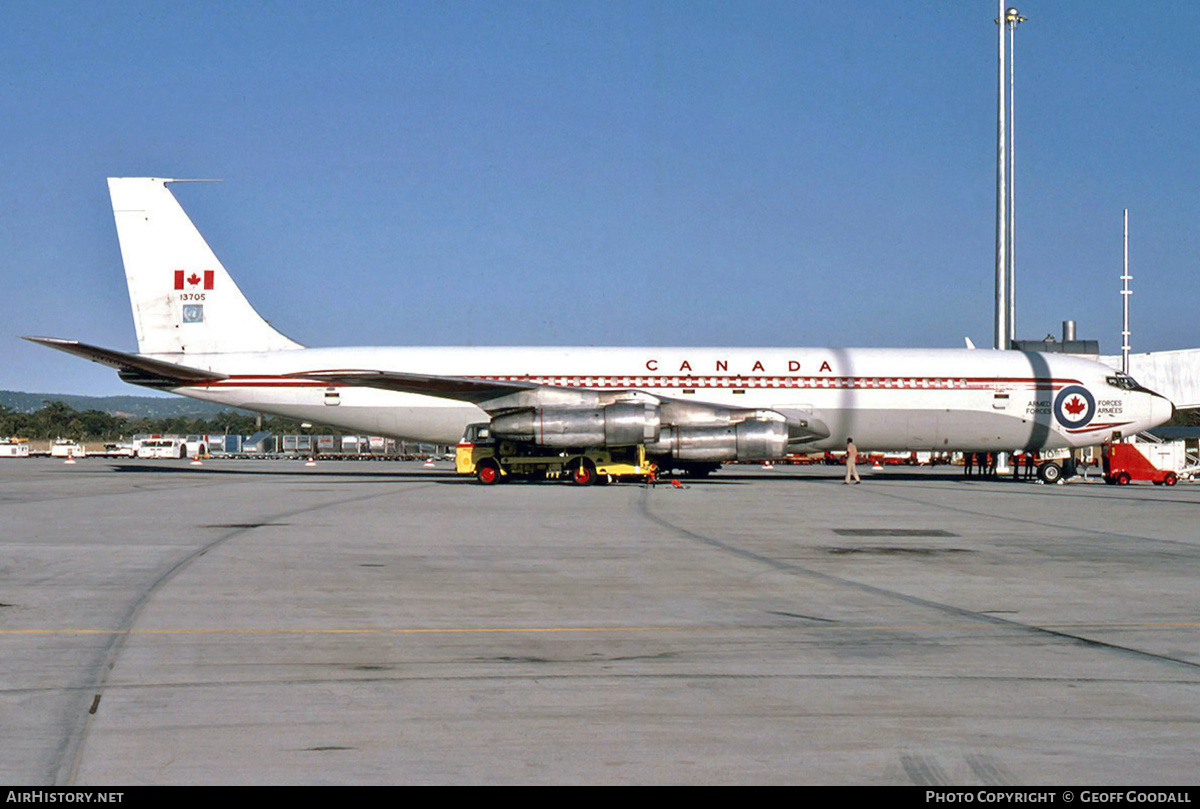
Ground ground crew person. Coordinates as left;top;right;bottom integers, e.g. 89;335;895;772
844;437;861;484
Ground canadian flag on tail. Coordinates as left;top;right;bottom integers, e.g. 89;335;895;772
173;270;214;290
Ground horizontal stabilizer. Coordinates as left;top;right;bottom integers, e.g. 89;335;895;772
22;336;227;389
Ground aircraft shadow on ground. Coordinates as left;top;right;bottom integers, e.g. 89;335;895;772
717;471;980;483
104;463;1040;487
103;463;749;487
107;463;462;483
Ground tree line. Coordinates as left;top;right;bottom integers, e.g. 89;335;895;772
0;401;312;441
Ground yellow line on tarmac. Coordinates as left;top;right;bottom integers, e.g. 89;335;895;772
1;621;1198;637
0;626;705;636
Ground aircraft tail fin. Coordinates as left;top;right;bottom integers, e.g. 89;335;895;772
107;177;303;356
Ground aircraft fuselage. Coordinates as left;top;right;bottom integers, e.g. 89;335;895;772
161;345;1172;451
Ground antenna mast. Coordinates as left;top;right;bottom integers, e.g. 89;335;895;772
1121;209;1131;374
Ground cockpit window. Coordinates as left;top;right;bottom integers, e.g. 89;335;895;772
1105;374;1141;391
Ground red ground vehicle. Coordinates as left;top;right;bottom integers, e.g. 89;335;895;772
1102;442;1178;486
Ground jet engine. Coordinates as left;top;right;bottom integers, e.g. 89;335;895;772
491;402;787;462
490;402;661;448
646;418;788;462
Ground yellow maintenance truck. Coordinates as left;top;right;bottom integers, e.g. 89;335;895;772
455;423;652;485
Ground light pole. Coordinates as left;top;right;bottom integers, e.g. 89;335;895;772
1006;7;1026;347
995;4;1026;350
995;0;1008;350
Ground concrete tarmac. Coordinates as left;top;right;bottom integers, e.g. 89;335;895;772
2;458;1198;785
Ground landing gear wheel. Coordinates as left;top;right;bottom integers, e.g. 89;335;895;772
571;460;597;486
1038;462;1062;484
476;459;502;485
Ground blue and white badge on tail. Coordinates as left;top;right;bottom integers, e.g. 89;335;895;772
1053;385;1096;429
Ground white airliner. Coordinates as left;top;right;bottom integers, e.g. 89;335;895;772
26;178;1174;477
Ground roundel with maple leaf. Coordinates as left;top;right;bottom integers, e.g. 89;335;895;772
1053;385;1096;429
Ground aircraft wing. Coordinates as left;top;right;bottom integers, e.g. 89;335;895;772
21;337;228;388
293;368;829;443
290;369;544;405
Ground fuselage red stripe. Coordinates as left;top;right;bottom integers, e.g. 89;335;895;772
194;374;1082;391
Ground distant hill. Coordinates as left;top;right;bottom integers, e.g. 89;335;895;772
0;390;252;417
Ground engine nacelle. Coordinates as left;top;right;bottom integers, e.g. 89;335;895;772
490;403;661;448
647;418;788;462
604;402;662;445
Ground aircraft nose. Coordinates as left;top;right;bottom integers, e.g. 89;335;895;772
1150;394;1174;428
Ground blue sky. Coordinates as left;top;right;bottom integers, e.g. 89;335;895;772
2;1;1198;395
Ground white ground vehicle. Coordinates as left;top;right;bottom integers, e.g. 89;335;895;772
137;437;187;458
136;437;184;458
135;435;208;458
0;439;31;458
49;439;85;458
